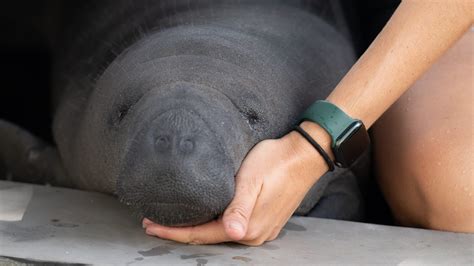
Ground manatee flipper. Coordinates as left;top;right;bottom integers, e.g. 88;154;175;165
306;169;365;221
295;168;346;215
0;119;71;187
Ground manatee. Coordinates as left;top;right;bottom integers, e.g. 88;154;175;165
0;0;367;226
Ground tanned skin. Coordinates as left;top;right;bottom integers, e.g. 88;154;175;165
373;30;473;232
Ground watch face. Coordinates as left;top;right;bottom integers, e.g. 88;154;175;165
334;121;370;167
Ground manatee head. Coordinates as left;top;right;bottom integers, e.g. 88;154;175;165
102;26;271;226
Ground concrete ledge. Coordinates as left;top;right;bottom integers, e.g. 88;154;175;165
0;181;472;265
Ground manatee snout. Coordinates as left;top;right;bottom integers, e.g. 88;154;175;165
117;96;241;226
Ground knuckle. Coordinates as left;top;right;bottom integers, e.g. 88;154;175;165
187;227;203;245
145;228;155;236
245;227;261;240
243;224;280;245
248;175;263;191
245;238;266;246
189;239;205;245
269;225;284;241
236;174;263;190
268;233;279;242
235;176;263;198
226;205;250;222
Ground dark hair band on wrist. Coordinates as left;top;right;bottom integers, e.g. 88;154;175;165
294;125;335;172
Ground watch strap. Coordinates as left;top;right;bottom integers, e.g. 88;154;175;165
299;100;355;147
294;125;335;172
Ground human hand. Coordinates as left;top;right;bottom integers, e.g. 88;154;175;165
143;124;329;246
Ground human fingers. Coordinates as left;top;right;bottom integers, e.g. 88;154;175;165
144;219;231;244
222;172;263;241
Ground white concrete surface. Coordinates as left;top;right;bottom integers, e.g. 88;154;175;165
0;181;472;265
0;183;32;221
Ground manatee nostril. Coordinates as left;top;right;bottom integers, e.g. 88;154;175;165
155;135;171;152
178;138;195;153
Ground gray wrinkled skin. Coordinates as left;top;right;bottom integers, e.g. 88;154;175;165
0;0;367;226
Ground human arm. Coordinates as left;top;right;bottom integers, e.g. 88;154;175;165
303;0;473;158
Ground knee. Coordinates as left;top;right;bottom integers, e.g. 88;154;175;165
373;29;474;233
396;137;474;233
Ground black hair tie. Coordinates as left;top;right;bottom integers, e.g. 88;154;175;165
294;125;335;172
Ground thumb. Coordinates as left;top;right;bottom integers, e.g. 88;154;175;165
222;174;263;241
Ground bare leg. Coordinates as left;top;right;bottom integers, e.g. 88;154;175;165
372;30;473;232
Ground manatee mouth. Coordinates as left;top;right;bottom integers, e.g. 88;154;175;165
118;182;229;226
136;201;220;226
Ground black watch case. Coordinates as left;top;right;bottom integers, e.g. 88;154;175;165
333;120;370;168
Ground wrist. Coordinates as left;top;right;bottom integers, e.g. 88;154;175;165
280;121;334;182
298;100;370;168
299;121;335;162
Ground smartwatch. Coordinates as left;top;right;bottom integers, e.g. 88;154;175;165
299;100;370;168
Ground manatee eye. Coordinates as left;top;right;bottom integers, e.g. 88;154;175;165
242;108;260;126
240;106;263;130
111;104;131;127
233;90;266;132
117;105;130;122
109;91;143;128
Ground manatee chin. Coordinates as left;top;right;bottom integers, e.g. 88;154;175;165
116;106;237;226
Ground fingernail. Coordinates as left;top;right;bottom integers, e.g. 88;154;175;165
143;218;153;226
228;221;244;233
